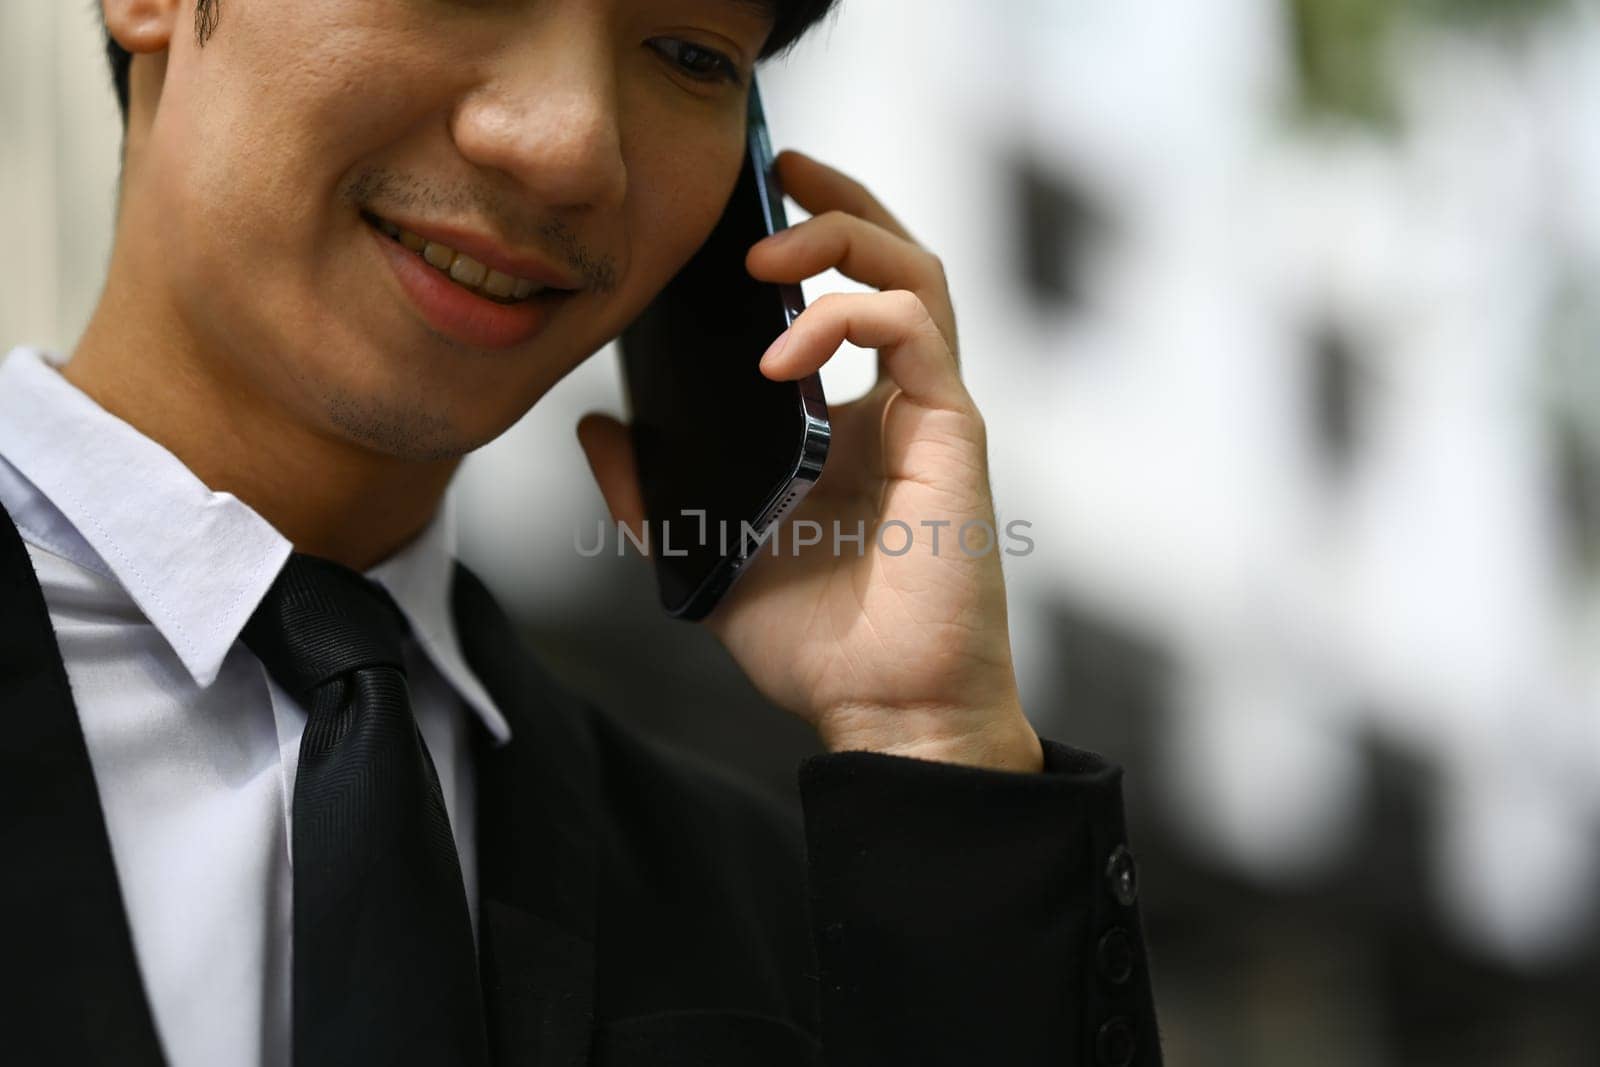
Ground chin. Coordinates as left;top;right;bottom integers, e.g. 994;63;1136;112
319;387;484;463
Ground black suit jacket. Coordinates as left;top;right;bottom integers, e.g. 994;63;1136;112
0;501;1162;1066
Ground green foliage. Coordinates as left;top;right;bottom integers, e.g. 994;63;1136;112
1410;0;1570;22
1288;0;1574;125
1289;0;1400;124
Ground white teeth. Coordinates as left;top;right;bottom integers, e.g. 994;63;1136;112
482;270;516;298
449;254;488;288
373;215;553;304
422;241;454;270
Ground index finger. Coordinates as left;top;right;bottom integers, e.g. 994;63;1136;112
774;150;920;246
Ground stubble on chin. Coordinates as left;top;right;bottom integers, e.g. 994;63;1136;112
322;389;476;463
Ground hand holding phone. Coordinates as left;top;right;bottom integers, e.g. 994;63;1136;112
586;83;1039;771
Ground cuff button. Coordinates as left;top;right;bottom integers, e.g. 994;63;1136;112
1096;1017;1136;1066
1105;844;1139;906
1097;926;1136;986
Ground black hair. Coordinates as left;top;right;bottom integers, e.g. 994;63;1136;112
102;0;842;125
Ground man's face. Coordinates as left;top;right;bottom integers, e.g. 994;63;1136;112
121;0;771;460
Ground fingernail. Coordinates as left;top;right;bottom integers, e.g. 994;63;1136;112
760;330;790;369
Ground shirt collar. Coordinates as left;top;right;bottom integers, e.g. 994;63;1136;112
0;346;508;742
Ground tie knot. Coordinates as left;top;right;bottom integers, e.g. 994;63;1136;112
242;552;411;704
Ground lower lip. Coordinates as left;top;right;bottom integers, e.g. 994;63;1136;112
367;223;567;350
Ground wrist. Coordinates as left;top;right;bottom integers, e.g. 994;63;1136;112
817;699;1044;773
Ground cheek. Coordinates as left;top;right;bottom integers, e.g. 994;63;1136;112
145;3;467;327
168;1;456;228
613;125;747;316
481;136;747;424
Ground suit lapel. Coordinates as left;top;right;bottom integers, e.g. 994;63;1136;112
0;502;167;1065
453;562;600;1067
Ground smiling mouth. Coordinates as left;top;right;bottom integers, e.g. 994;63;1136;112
360;210;559;306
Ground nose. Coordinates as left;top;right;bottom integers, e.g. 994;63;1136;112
451;23;628;215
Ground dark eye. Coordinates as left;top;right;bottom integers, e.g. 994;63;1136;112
648;38;743;87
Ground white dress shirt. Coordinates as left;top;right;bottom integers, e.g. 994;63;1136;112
0;346;513;1067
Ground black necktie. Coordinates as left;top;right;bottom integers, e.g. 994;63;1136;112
242;552;491;1067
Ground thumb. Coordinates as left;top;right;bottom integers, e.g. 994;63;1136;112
576;412;648;546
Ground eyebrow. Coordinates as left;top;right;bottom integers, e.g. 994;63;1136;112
718;0;779;23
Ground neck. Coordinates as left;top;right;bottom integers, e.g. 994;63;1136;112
64;245;460;573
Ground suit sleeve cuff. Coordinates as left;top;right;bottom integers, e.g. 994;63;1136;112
796;737;1162;1066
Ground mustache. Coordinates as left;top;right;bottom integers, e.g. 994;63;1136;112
341;168;618;295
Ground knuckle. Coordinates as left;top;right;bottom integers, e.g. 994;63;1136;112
896;290;943;337
890;288;926;317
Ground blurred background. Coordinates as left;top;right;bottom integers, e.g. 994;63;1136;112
5;0;1600;1063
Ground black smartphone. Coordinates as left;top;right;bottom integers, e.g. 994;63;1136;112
618;78;829;621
